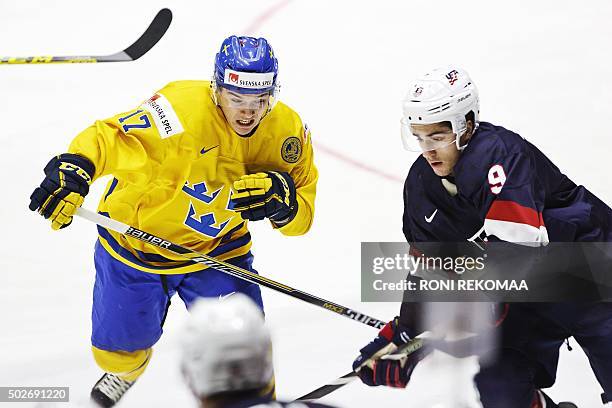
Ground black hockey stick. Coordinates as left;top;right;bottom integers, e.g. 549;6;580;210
75;208;386;329
0;8;172;64
295;334;429;401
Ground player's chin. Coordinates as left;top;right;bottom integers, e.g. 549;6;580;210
429;162;451;176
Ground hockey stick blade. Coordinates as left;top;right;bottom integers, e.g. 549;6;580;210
296;336;428;402
123;8;172;61
296;372;358;402
0;8;172;64
75;208;387;330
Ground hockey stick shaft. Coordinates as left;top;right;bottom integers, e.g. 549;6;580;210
75;208;386;329
0;9;172;64
296;334;429;401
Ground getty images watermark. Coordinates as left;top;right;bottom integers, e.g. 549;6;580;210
361;242;612;302
371;251;527;292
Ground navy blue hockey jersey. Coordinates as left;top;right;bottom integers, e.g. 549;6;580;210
401;121;612;390
403;121;612;244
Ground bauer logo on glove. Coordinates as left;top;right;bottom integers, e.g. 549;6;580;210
232;171;297;225
29;153;95;230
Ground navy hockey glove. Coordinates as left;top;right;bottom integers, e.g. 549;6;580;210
352;317;423;388
232;171;297;224
29;153;95;230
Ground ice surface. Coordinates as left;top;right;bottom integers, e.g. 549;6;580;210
1;0;611;406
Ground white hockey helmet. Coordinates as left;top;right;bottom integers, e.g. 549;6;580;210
400;66;479;152
179;294;273;399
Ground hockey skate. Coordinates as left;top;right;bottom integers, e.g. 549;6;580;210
90;373;134;407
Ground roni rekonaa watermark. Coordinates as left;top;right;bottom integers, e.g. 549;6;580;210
361;242;612;302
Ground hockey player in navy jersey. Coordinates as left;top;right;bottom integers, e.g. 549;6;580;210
353;67;612;407
181;294;338;408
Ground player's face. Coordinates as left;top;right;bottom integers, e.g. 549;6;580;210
412;123;461;176
217;88;270;136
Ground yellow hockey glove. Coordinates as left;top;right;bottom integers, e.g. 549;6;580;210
232;171;297;224
29;153;95;230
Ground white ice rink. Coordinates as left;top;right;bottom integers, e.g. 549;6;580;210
1;1;612;406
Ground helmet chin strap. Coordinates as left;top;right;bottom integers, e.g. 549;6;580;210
457;135;468;151
210;79;220;106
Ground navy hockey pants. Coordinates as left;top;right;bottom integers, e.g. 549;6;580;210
474;303;612;407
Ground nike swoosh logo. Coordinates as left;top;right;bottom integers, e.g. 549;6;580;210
425;209;438;223
219;291;236;301
200;145;219;155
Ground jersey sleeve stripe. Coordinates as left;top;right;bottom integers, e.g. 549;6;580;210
485;200;544;228
483;218;549;244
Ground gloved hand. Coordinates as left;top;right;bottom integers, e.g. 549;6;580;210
352;317;424;388
232;171;297;224
29;153;95;230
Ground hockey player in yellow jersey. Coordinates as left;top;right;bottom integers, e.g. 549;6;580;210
29;35;318;407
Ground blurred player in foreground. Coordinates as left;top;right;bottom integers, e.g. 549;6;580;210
353;66;612;407
181;294;337;408
29;35;317;406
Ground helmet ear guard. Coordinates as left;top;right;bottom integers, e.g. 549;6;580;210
452;115;468;151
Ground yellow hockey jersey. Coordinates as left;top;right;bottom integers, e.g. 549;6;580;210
68;80;318;274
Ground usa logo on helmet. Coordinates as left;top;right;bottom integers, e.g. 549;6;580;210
446;70;459;85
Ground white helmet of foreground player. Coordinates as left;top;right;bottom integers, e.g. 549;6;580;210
401;66;479;152
179;294;273;399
